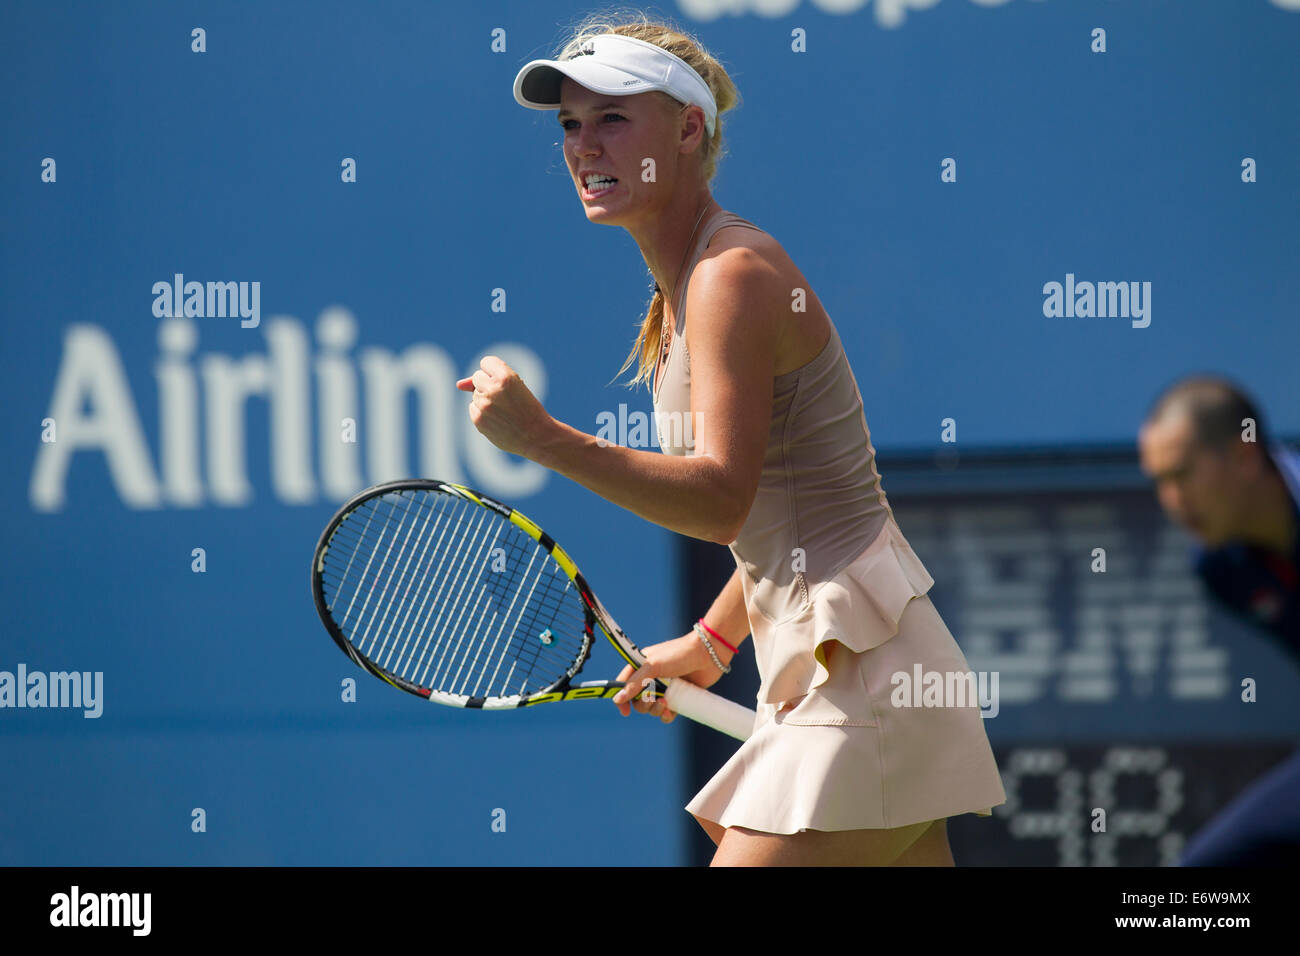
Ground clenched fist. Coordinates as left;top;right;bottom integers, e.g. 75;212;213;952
456;355;556;459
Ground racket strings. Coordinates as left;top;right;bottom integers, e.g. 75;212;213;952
319;489;589;699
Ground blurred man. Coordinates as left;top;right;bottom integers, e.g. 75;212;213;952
1138;376;1300;865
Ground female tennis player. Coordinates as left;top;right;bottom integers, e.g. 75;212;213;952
459;11;1006;865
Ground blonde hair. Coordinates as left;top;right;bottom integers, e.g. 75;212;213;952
550;7;741;389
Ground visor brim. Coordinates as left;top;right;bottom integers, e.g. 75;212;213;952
513;58;654;109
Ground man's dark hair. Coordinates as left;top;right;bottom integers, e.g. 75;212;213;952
1145;375;1272;452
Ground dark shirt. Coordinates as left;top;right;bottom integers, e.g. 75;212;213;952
1192;444;1300;662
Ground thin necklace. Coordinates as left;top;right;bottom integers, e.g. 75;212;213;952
656;201;713;375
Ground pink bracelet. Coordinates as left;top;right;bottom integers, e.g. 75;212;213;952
697;618;738;655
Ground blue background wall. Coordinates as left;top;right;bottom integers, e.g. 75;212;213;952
3;0;1297;864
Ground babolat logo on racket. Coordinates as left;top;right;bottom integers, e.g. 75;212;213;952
523;686;621;706
446;482;511;517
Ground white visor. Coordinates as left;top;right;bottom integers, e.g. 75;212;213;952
513;33;717;137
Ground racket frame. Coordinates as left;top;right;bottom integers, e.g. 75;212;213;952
311;479;657;711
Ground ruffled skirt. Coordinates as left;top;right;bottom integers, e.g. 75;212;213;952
686;520;1007;834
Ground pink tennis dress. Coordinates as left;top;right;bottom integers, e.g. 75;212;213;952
653;208;1007;834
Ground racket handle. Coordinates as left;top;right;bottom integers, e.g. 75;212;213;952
664;679;756;742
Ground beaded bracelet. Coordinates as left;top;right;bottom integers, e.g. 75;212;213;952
692;621;731;674
696;618;739;655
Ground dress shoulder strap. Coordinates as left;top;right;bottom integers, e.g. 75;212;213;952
669;210;766;324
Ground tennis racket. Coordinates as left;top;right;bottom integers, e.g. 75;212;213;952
311;479;756;741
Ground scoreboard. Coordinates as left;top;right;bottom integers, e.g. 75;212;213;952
957;743;1293;866
682;445;1300;866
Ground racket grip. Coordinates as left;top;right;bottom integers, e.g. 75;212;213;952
664;679;756;742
